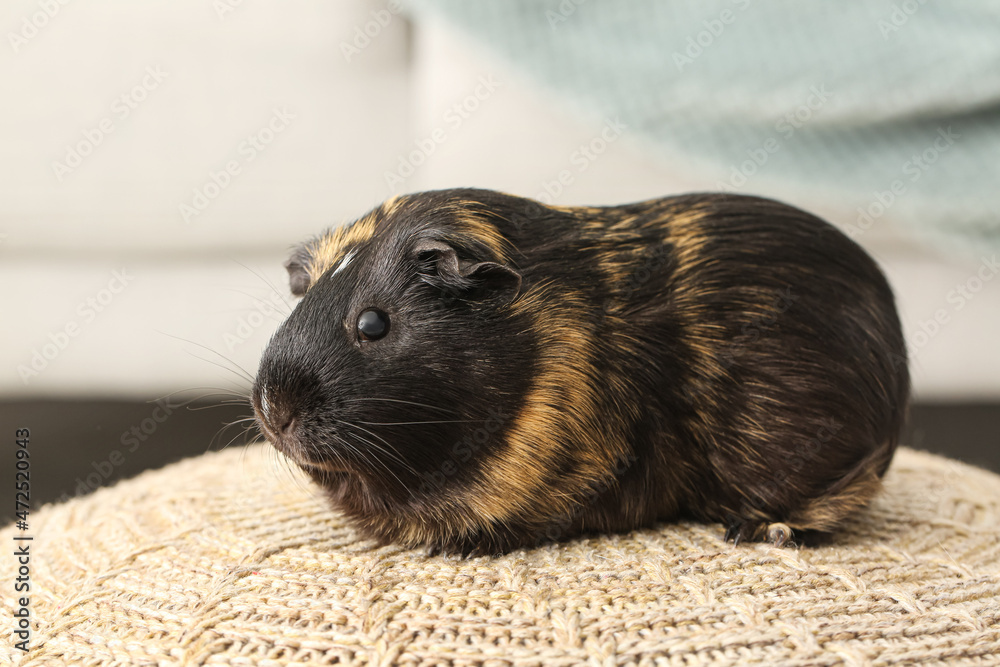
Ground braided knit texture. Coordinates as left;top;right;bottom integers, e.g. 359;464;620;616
2;444;998;666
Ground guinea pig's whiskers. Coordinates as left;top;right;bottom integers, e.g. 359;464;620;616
336;420;415;485
344;397;458;415
161;391;252;426
210;416;260;453
233;260;295;315
339;421;407;466
153;386;246;402
268;447;316;497
190;354;254;385
323;435;354;470
221;416;259;435
155;331;256;384
140;386;255;454
217;289;292;321
331;432;407;491
186;398;253;410
358;419;483;426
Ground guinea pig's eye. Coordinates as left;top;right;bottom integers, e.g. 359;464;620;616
357;309;390;342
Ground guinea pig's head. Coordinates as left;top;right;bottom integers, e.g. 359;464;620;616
252;191;535;527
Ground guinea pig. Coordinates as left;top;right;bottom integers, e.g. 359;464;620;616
252;188;909;556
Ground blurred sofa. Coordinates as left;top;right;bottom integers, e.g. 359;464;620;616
2;0;998;402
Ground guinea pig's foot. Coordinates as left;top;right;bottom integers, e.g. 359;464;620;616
723;517;795;547
723;517;765;546
765;522;793;548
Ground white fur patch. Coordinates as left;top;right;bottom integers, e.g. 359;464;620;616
332;249;357;276
259;386;272;422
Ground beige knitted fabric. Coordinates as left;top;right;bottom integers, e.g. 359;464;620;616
1;445;999;666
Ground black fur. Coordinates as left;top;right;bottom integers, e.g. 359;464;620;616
252;189;909;555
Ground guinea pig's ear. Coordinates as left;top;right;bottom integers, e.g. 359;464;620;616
283;249;312;297
413;239;521;303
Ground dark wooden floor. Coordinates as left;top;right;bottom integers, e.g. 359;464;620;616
1;399;998;524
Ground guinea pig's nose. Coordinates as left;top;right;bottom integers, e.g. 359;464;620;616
275;413;297;437
252;385;298;442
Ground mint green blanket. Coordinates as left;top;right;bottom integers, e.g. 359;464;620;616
409;1;1000;254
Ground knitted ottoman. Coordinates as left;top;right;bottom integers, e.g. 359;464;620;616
2;444;998;666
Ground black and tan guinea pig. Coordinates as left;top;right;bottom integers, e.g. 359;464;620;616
252;188;909;556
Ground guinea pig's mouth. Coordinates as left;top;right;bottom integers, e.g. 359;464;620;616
254;414;350;474
283;455;348;474
251;385;353;474
259;425;350;473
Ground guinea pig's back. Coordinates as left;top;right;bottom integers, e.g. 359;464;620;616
612;194;909;531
